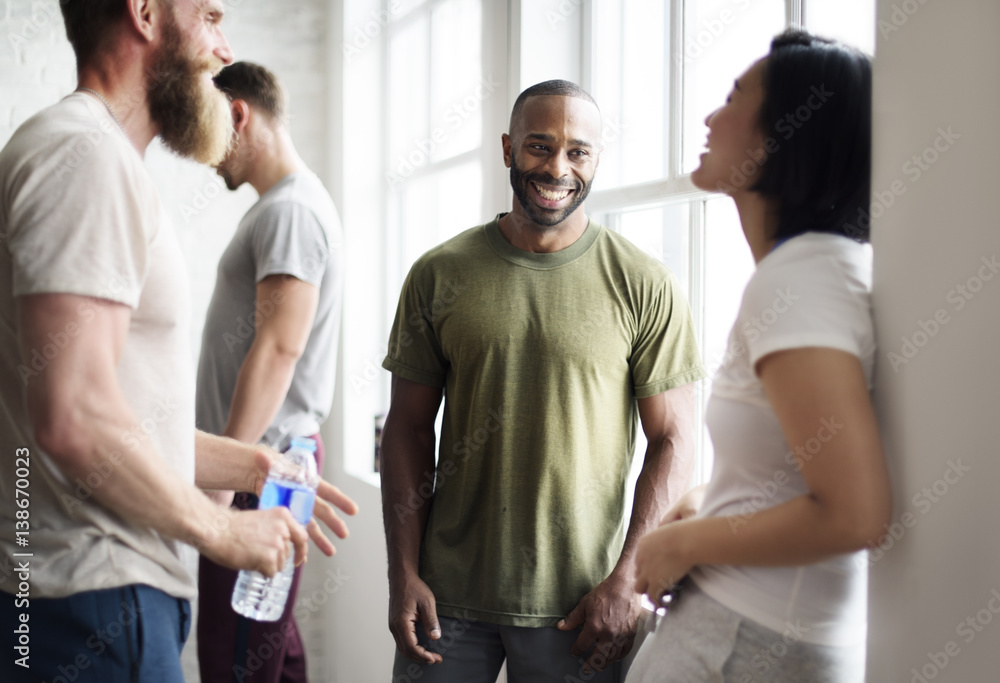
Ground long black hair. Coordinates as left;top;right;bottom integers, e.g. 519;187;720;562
751;29;872;242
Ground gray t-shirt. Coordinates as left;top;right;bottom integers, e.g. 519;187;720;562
196;172;343;446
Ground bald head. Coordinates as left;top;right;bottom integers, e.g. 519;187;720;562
508;80;601;135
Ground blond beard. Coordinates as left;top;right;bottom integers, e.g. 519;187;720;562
174;74;232;166
148;10;234;165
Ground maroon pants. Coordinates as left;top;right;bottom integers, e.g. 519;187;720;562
198;435;325;683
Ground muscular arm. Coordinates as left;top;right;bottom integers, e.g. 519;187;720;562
222;274;319;444
560;383;698;671
19;293;307;575
202;273;317;507
380;375;445;664
634;348;892;602
197;274;356;551
615;384;699;580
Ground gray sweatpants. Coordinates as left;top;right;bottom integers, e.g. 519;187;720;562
626;583;865;683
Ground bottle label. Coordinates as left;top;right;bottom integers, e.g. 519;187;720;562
258;480;317;525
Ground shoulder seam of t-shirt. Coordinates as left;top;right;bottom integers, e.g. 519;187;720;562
248;199;334;285
253;199;332;243
744;256;867;317
759;240;867;283
6;97;154;310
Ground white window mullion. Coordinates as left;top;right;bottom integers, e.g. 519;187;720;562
587;175;706;216
580;0;595;94
381;0;396;316
788;0;803;27
688;198;710;484
424;8;434;142
669;0;685;180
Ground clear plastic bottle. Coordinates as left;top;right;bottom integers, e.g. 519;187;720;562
231;437;319;621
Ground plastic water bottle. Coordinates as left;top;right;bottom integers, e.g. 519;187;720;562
231;437;319;621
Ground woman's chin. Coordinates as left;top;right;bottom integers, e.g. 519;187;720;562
690;166;713;192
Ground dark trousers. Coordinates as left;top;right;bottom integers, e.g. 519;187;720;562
0;583;190;682
197;435;324;683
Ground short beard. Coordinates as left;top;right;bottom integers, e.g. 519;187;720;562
509;154;592;228
215;134;241;190
147;10;232;165
217;161;238;190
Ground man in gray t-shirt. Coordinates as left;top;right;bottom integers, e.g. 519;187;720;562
195;62;344;683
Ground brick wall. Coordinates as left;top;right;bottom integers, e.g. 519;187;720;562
0;0;77;144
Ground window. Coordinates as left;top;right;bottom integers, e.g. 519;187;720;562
341;0;502;482
384;0;486;288
585;0;875;484
341;0;875;484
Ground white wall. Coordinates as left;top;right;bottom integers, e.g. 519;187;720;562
868;1;1000;681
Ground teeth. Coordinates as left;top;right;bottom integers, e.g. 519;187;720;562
533;183;571;201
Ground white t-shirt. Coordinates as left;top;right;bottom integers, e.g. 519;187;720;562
0;93;197;600
691;232;875;648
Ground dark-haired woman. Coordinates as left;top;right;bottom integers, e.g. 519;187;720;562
627;30;890;682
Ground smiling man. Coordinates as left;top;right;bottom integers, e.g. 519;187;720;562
380;80;706;681
0;2;354;681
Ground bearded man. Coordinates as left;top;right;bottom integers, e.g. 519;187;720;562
0;2;356;681
195;61;344;683
380;80;705;681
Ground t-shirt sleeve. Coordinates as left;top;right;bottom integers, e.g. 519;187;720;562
381;261;449;388
8;131;152;308
249;201;330;287
630;269;706;398
743;254;869;368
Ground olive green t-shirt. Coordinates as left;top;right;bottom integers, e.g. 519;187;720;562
383;214;705;626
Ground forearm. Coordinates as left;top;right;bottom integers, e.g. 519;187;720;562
194;430;272;493
380;420;436;579
223;341;299;445
671;493;880;571
612;435;693;579
37;397;231;551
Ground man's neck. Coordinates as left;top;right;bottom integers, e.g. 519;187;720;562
248;131;308;196
77;59;158;157
498;207;590;254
